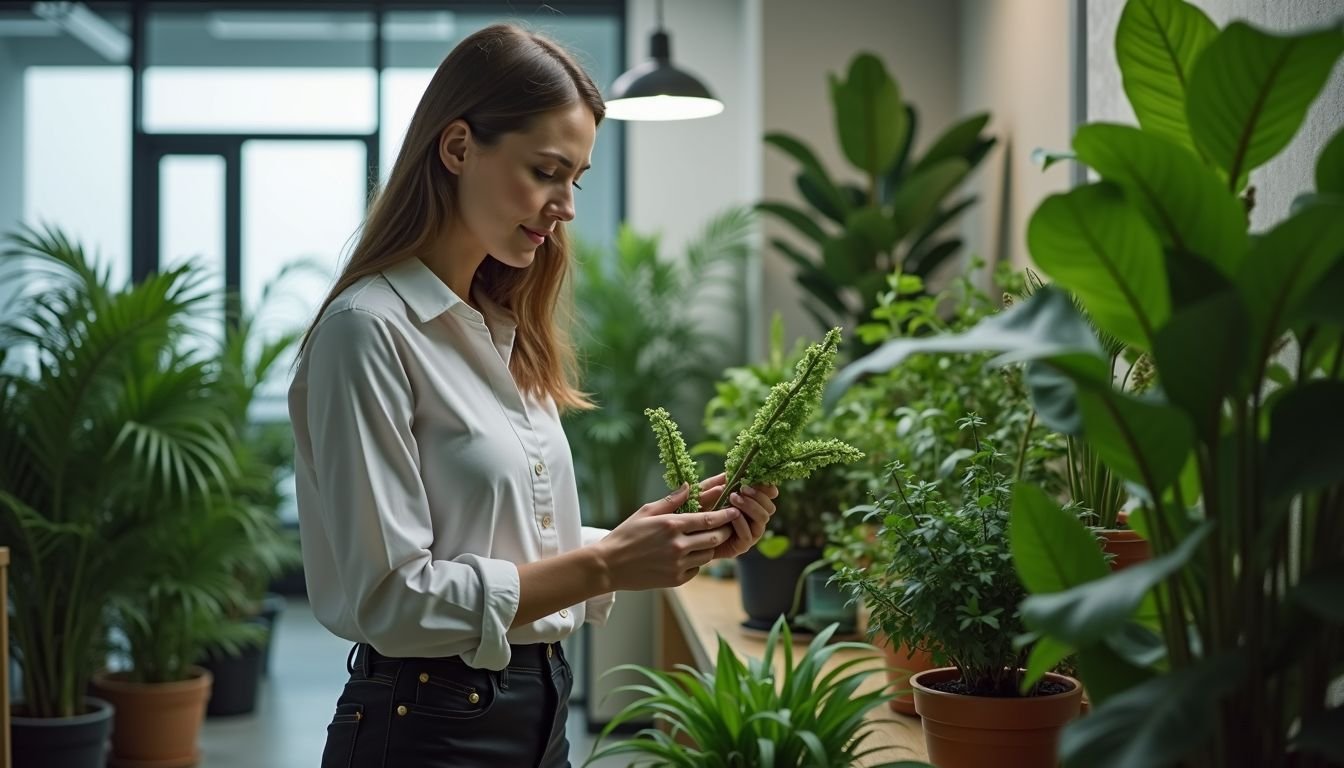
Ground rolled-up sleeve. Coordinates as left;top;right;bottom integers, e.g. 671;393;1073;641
580;525;616;626
305;308;521;668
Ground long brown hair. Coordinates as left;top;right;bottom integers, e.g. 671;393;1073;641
300;23;602;411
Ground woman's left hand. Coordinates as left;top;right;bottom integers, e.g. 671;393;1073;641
695;474;778;559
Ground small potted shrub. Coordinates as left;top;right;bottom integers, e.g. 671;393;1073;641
583;617;909;767
836;415;1081;768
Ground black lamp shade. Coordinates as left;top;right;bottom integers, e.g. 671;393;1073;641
607;30;723;121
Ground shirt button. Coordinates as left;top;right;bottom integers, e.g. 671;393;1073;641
534;461;545;476
559;609;569;618
541;515;552;529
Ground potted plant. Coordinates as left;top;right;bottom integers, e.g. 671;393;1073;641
759;52;995;356
832;3;1344;765
836;416;1082;767
669;325;865;631
583;616;916;767
195;282;304;716
90;276;300;763
0;226;239;768
564;208;752;728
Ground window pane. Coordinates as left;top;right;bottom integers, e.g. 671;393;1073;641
145;10;374;134
22;66;131;286
159;154;225;355
242;140;366;405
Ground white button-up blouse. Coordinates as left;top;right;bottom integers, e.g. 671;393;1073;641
288;256;614;670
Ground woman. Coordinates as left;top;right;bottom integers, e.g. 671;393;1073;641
288;23;778;768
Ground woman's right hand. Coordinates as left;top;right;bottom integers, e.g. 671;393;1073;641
592;484;742;592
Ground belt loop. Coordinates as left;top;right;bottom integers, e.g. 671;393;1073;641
346;643;359;676
361;643;372;677
499;666;509;690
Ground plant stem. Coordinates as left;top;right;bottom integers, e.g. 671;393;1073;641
711;344;830;511
1013;410;1036;482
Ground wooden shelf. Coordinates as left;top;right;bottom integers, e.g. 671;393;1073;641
657;573;928;766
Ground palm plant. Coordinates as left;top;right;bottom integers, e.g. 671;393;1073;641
0;225;238;715
584;617;921;768
565;208;752;527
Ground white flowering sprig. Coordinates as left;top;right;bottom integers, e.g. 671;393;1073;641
645;407;701;514
646;328;863;514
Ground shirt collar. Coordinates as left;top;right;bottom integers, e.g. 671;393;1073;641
381;257;470;324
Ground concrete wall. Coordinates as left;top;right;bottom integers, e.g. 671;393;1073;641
1087;0;1344;231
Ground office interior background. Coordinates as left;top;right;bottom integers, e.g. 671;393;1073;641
1;0;1342;766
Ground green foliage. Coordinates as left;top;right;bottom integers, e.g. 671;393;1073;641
564;209;752;527
835;418;1043;697
759;52;994;353
831;5;1344;766
584;616;912;768
0;226;241;713
646;407;701;515
675;327;863;553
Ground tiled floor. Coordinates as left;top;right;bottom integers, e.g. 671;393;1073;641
198;598;629;767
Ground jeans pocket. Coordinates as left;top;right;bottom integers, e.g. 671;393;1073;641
320;702;364;768
406;665;497;720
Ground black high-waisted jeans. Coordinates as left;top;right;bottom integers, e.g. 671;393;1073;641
321;641;573;768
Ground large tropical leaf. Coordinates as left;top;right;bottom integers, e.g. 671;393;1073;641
1027;182;1169;352
830;53;907;182
1187;21;1344;189
1115;0;1218;151
1073;123;1248;274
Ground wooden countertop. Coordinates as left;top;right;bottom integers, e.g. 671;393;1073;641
658;573;928;766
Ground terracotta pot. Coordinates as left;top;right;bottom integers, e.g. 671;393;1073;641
1099;527;1150;571
91;667;212;768
912;667;1082;768
877;634;937;716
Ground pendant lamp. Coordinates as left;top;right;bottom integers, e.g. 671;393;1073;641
606;0;724;121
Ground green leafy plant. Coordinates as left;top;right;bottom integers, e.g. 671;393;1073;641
835;416;1051;698
759;52;994;351
111;283;304;682
565;209;752;527
584;616;921;768
831;4;1344;766
652;328;864;553
0;226;239;714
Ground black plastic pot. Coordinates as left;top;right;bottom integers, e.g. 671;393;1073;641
12;696;114;768
736;546;823;631
198;620;268;717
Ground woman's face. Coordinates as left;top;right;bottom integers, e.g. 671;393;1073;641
450;103;596;269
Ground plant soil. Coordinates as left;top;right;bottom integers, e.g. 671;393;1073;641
930;678;1072;698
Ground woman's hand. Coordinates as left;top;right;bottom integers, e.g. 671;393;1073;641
593;484;743;591
695;473;778;559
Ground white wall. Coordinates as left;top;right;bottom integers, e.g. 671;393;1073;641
957;0;1076;277
622;0;762;353
1087;0;1344;231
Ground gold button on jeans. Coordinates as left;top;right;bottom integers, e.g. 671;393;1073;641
396;705;408;716
418;673;429;683
468;692;480;704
